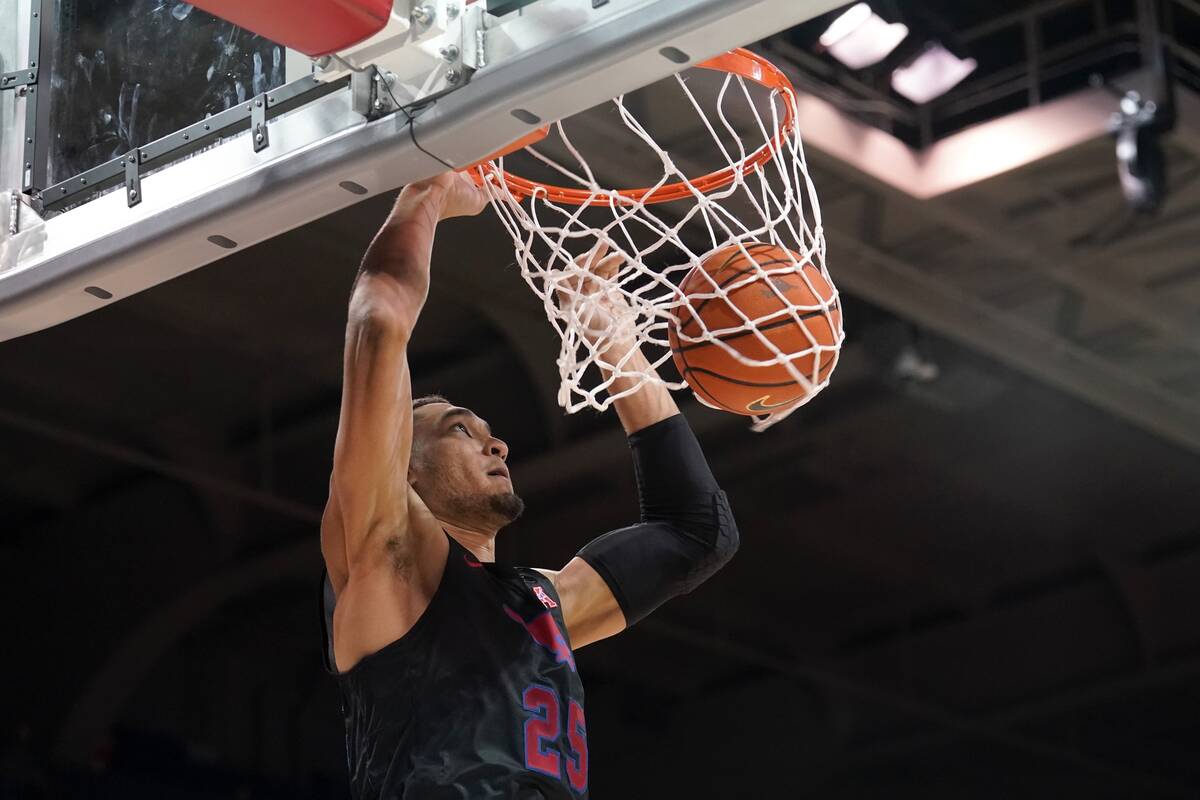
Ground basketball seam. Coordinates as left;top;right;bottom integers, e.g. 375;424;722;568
672;330;734;412
672;300;840;354
674;344;837;413
681;365;822;388
688;256;806;323
817;351;836;380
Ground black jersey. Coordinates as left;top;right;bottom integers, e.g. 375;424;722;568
319;535;588;800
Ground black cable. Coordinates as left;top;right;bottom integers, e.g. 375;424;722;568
374;65;463;171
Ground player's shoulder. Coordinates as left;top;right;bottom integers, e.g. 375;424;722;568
530;567;560;588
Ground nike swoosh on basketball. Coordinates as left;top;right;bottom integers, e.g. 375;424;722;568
746;395;793;413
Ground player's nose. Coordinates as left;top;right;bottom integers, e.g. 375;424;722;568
488;437;509;461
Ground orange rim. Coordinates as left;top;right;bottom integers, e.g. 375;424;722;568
469;48;796;206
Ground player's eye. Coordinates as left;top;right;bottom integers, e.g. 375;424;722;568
453;422;471;435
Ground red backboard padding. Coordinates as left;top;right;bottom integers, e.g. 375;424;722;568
190;0;393;57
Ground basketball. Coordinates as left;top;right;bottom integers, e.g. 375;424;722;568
668;242;842;415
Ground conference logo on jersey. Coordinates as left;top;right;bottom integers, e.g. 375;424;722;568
504;606;576;671
532;585;558;609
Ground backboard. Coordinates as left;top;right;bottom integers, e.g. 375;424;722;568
0;0;844;342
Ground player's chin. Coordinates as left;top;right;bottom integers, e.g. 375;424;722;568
488;490;525;524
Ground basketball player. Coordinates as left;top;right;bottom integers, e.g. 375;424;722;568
319;171;739;799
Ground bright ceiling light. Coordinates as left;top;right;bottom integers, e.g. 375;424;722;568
819;3;909;70
819;4;873;46
891;42;978;104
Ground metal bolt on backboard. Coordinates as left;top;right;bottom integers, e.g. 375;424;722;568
125;151;141;208
252;93;269;152
412;4;436;25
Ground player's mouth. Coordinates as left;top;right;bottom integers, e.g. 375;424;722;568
487;466;511;481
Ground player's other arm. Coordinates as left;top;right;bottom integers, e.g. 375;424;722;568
321;174;486;594
549;343;739;648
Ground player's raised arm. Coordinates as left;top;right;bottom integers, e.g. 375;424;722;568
321;173;487;594
541;247;740;648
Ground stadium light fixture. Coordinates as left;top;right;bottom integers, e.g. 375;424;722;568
891;42;977;104
818;3;909;70
1110;91;1168;213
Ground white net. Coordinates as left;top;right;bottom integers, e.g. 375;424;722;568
475;50;843;431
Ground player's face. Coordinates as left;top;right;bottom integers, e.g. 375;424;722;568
409;403;524;529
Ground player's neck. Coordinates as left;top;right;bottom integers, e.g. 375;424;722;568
442;523;498;563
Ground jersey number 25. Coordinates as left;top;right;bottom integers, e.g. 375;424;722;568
521;684;587;793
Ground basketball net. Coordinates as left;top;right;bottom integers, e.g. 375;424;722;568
473;49;842;431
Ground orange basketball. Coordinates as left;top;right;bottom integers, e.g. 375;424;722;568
668;242;841;415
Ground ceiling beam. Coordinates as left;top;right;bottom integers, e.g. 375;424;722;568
922;185;1200;355
757;47;1200;352
0;405;322;525
825;229;1200;453
800;117;1200;356
565;101;1200;454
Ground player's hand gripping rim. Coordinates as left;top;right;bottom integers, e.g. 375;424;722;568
404;171;490;220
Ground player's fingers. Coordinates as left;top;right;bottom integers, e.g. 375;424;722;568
595;252;623;281
464;173;491;210
559;251;585;290
554;265;586;310
553;281;576;314
567;268;589;298
576;241;609;273
576;247;603;295
554;273;577;302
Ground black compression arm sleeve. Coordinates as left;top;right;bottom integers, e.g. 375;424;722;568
577;414;739;626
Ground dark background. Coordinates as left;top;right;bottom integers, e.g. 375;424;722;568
4;0;1200;798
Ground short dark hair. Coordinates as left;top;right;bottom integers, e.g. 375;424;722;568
413;394;451;410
